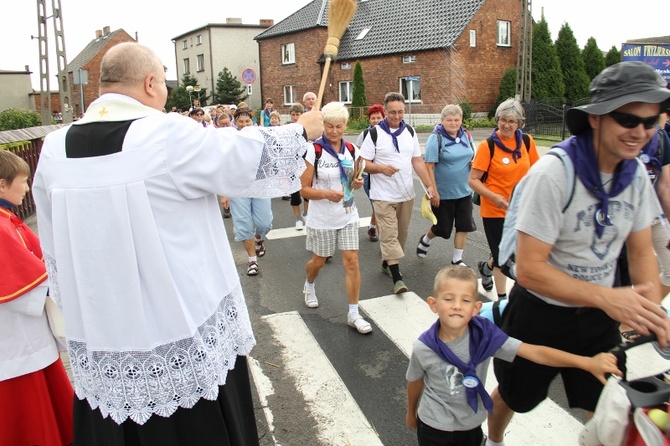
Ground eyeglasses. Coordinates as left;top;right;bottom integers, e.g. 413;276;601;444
195;113;204;116
607;111;659;130
498;118;518;126
387;110;404;116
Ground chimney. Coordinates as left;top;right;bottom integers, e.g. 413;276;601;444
260;19;274;27
95;29;102;38
103;26;111;36
226;18;243;24
24;65;30;72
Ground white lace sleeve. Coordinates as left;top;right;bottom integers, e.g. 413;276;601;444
238;125;309;198
44;253;62;309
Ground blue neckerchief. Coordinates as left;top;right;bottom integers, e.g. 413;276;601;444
315;135;348;182
639;130;663;187
665;121;670;140
491;128;523;163
378;118;407;152
555;129;639;238
418;316;508;414
0;197;14;209
433;124;467;147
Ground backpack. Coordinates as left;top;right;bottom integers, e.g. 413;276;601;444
313;140;356;179
366;124;415;148
498;148;647;281
641;127;668;188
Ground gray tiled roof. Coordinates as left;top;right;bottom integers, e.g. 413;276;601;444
67;29;127;72
255;0;486;59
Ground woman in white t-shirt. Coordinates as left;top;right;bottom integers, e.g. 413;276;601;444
300;102;372;334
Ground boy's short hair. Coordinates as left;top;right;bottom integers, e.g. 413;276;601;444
433;265;478;295
0;150;31;185
269;110;281;120
289;103;304;115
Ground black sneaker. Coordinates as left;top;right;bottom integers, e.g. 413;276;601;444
451;260;467;267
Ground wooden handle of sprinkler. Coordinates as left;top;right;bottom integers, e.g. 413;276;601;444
315;56;333;111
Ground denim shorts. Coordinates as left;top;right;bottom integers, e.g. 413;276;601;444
229;197;272;241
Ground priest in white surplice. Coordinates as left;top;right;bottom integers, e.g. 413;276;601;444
33;42;323;446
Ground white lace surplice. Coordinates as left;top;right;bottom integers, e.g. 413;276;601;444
34;95;308;424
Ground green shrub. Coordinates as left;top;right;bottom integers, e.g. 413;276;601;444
0;108;41;131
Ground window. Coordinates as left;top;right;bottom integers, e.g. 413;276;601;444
196;35;202;45
281;43;295;64
341;62;352;70
339;81;353;103
182;39;188;50
355;27;371;40
497;20;511;46
470;30;476;47
247;84;253;96
402;55;416;64
400;77;421;103
183;58;190;75
283;85;297;104
196;54;204;72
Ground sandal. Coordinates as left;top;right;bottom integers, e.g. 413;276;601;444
416;235;429;258
303;286;319;308
255;239;266;257
246;261;259;276
348;313;372;334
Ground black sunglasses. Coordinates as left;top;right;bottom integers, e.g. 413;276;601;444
607;111;659;130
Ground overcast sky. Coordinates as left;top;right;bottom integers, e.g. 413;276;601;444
2;0;667;90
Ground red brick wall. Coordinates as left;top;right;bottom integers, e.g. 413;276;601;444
258;0;521;114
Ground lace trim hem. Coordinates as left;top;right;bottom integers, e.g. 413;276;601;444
66;287;255;425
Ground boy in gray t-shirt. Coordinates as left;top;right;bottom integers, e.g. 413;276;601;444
406;265;621;446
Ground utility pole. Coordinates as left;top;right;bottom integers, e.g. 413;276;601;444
515;0;532;102
36;0;70;125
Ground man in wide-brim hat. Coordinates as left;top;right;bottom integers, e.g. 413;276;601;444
486;61;670;446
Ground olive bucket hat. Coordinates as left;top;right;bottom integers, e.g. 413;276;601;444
566;61;670;135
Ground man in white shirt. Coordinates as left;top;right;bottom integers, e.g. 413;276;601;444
360;92;435;294
303;91;317;112
33;41;323;446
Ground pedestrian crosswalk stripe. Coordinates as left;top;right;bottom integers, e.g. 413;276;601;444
260;311;384;445
359;293;585;445
247;357;281;445
265;217;372;240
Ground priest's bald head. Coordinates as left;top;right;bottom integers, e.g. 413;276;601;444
99;42;168;111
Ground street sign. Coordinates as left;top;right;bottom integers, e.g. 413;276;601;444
242;68;256;84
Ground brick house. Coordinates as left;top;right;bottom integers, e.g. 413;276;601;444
63;27;136;118
255;0;522;115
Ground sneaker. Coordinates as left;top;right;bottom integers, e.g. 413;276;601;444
246;261;259;276
223;207;231;218
347;313;372;334
394;280;409;294
303;285;318;308
367;226;378;242
382;261;392;277
477;260;493;292
255;239;266;257
451;260;467;267
295;219;304;231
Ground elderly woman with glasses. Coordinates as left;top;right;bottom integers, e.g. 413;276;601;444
468;98;539;301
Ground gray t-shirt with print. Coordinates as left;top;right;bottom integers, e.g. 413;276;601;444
515;154;654;306
406;330;521;432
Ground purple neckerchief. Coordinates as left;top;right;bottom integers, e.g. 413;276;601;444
0;197;14;209
315;135;348;181
378;118;407;152
665;122;670;141
639;130;663;187
555;129;639;238
433;124;467;147
491;128;523;163
418;316;508;414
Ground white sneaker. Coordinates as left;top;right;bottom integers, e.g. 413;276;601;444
295;219;304;231
304;285;318;308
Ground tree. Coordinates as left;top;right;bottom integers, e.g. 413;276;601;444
605;46;622;67
0;108;41;131
494;68;517;113
351;61;367;119
530;17;565;102
582;37;605;81
166;73;210;111
555;23;589;103
214;68;248;105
